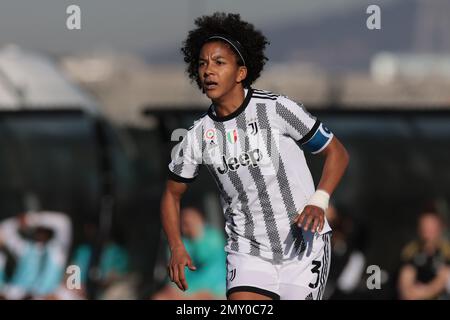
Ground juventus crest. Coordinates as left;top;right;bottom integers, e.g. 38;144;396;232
247;121;258;135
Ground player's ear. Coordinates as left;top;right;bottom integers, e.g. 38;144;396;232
236;66;247;83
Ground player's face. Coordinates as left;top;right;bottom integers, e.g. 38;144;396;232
418;214;442;243
198;41;246;100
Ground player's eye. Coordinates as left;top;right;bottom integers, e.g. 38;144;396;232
216;60;224;65
198;60;206;67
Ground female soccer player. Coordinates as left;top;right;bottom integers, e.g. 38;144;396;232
160;12;349;300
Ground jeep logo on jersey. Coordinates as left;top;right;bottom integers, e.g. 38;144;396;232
217;148;262;174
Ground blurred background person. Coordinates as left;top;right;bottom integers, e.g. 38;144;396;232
55;221;131;300
0;211;71;299
398;209;450;300
152;206;226;300
0;233;17;299
324;204;368;299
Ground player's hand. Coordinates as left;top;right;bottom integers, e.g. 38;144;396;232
295;205;325;233
168;246;196;291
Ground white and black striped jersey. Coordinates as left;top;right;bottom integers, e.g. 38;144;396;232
168;88;333;263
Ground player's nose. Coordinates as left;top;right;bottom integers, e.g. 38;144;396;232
203;66;213;78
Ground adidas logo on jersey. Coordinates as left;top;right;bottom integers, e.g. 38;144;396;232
217;148;262;174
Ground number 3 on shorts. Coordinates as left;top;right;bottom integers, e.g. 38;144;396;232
308;260;321;289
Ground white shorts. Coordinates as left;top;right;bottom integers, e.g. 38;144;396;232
226;231;331;300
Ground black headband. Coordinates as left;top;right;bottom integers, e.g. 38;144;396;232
206;35;246;66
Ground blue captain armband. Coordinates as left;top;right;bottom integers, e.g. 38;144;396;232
301;122;334;154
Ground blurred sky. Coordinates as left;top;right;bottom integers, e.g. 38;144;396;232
0;0;395;56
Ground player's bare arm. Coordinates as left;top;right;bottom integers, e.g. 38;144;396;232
296;136;349;233
417;266;450;299
399;264;450;300
160;180;197;291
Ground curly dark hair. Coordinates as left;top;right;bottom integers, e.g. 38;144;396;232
181;12;269;89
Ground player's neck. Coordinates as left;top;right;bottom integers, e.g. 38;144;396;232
423;239;440;254
212;85;245;118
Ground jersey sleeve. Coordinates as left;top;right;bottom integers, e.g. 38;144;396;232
0;217;27;255
275;95;334;154
400;241;419;266
168;122;203;183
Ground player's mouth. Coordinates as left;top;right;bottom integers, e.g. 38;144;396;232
204;80;218;91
